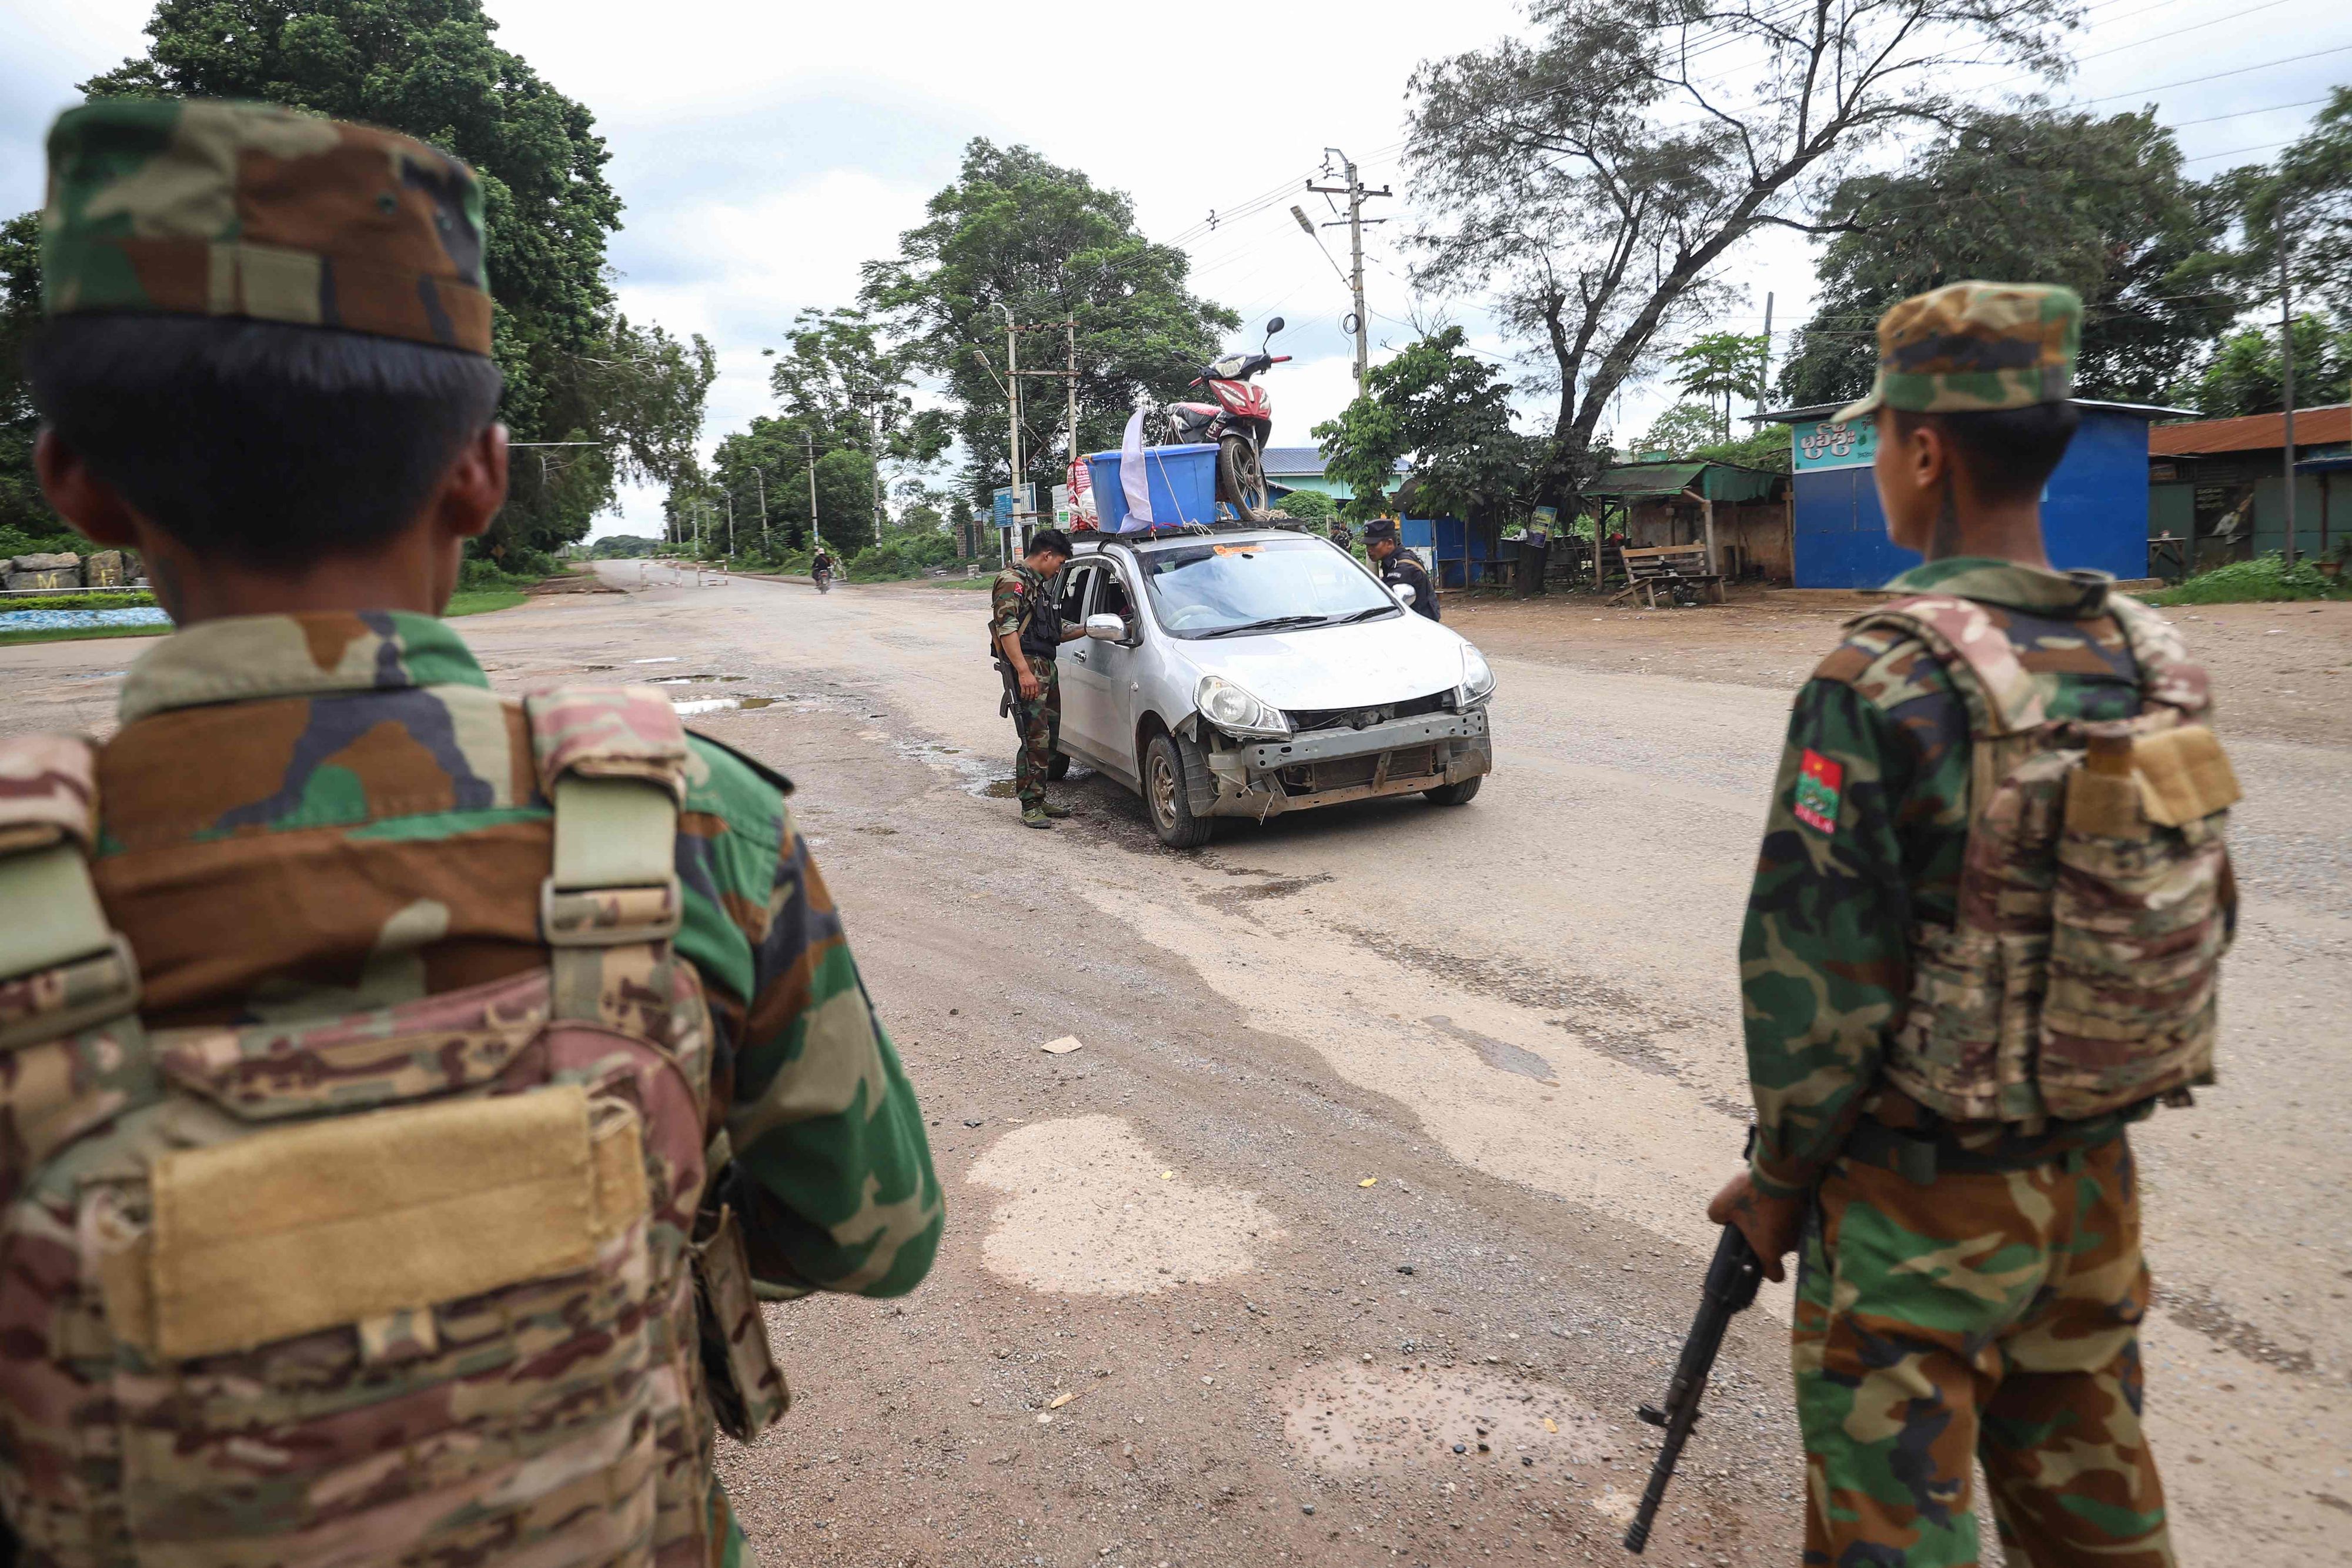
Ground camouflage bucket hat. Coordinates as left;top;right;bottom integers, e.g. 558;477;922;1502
42;98;492;356
1833;281;2081;424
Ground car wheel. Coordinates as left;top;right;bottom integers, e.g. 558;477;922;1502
1144;733;1214;848
1047;750;1071;782
1424;776;1482;807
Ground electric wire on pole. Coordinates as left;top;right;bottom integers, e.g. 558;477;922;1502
1307;149;1391;393
803;433;822;559
2279;225;2297;567
999;304;1021;566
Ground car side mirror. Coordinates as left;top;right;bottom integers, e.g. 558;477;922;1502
1392;583;1416;606
1085;613;1126;641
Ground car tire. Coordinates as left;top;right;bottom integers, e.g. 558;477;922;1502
1144;732;1214;848
1424;776;1482;807
1047;750;1071;782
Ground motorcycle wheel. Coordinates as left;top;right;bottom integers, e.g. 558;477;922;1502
1218;439;1270;520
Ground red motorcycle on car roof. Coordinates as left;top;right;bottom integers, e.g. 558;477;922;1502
1162;317;1289;519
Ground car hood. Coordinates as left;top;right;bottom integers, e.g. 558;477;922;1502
1177;612;1469;712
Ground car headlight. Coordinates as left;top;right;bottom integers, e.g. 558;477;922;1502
1458;644;1496;705
1194;674;1291;738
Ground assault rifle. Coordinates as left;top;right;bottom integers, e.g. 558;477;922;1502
1622;1222;1763;1554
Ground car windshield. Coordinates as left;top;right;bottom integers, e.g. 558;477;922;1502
1135;536;1398;638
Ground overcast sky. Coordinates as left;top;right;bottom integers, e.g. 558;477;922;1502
5;0;2347;540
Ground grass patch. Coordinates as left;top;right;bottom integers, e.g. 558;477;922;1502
2144;553;2350;606
908;574;997;590
444;589;528;617
0;620;172;648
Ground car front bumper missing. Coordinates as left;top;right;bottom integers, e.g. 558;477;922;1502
1201;707;1492;817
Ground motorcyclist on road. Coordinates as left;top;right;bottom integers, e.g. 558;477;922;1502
811;547;834;590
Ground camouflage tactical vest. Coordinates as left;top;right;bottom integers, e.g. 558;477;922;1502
1857;594;2241;1124
0;686;784;1567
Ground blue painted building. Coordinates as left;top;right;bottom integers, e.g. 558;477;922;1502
1758;400;2185;588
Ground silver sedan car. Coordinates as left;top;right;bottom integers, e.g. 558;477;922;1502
1051;525;1495;847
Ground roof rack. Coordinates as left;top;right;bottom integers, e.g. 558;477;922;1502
1085;517;1277;544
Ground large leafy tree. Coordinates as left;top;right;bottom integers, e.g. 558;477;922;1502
703;417;875;556
24;0;716;562
1779;108;2239;407
2241;87;2352;324
0;214;61;553
1313;326;1540;523
1669;330;1767;439
2173;316;2352;418
861;139;1238;508
1405;0;2080;509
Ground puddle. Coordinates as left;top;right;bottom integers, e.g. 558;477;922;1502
1424;1015;1559;1084
630;656;681;664
1280;1361;1611;1474
982;780;1020;798
670;696;777;716
965;1115;1283;1294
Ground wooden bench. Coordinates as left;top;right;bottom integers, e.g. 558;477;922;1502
1610;544;1726;607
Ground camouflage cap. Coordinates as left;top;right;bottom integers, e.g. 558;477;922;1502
1833;281;2081;424
42;98;492;356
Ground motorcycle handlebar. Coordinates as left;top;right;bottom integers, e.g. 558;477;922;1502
1269;355;1292;363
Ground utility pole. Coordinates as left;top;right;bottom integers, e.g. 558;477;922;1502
803;433;821;557
724;489;734;558
2280;229;2298;567
753;466;767;551
1000;303;1023;563
1066;317;1079;502
1756;292;1775;423
1308;149;1391;393
869;399;886;547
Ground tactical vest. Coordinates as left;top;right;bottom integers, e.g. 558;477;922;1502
1859;594;2241;1124
0;686;785;1568
993;568;1063;664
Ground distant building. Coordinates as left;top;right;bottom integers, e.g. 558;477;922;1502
2147;404;2350;568
1756;400;2185;589
1580;459;1792;582
1262;447;1408;503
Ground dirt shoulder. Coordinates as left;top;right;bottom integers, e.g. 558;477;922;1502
1444;587;2352;749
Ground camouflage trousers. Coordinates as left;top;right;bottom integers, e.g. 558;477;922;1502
1004;657;1061;808
1793;1134;2171;1567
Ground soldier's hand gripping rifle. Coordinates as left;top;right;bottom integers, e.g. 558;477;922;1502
1621;1221;1763;1554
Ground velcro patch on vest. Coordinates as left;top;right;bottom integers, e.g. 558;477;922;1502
1794;750;1843;834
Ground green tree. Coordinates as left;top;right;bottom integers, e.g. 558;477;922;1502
60;0;713;559
1669;332;1766;440
1778;109;2239;407
1271;487;1337;521
1635;401;1723;459
1313;326;1539;523
764;308;950;464
861;139;1237;507
1405;0;2080;509
0;213;66;549
2240;87;2352;323
2173;315;2352;417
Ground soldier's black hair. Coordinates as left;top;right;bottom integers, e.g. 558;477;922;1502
27;315;505;567
1890;402;2082;504
1027;528;1074;559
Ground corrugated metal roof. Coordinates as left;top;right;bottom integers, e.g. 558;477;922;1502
1585;462;1706;497
1261;447;1411;477
2149;404;2352;456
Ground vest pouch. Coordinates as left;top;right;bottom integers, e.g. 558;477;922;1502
1887;921;2047;1122
691;1199;789;1443
96;1085;666;1566
2038;726;2237;1118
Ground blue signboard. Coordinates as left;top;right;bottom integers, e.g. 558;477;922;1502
1792;417;1876;473
991;484;1037;531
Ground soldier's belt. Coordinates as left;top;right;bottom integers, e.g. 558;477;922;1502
1839;1118;2116;1183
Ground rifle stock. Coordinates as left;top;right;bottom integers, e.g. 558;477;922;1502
1622;1223;1763;1554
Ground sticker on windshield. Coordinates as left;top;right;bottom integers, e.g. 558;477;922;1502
1210;544;1261;557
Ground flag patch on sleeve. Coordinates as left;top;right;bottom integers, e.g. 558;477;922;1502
1793;750;1843;834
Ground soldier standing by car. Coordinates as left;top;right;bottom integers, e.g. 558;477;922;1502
1364;518;1439;621
1708;282;2236;1566
991;527;1087;828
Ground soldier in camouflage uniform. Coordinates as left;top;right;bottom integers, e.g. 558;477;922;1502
990;528;1085;828
1709;284;2203;1567
9;99;941;1567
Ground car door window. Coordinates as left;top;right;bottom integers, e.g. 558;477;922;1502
1094;566;1137;638
1058;563;1098;623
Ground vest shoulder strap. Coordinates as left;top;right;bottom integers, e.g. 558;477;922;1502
0;733;139;1048
2105;590;2212;720
522;687;689;957
1845;594;2046;740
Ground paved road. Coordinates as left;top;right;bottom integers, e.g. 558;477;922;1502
5;565;2344;1566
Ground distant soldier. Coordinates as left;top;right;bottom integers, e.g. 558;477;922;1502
991;527;1086;828
1364;518;1439;621
1709;282;2238;1566
6;99;941;1566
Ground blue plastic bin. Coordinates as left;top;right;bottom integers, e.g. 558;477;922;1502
1085;443;1220;531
